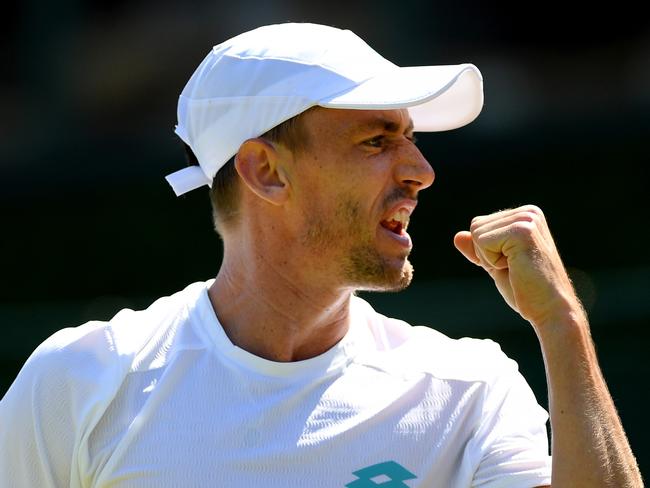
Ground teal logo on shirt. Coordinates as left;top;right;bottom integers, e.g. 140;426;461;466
346;461;417;487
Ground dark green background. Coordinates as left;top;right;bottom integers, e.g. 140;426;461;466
2;0;648;478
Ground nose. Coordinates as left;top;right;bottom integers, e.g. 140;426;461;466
395;144;435;193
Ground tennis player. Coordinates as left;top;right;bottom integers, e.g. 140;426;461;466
0;23;642;487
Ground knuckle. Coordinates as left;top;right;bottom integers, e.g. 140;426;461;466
470;216;482;231
511;220;536;237
518;211;537;225
522;204;543;216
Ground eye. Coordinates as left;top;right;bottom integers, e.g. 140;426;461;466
363;135;385;148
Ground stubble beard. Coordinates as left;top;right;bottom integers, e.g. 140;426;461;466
345;243;414;292
301;198;414;292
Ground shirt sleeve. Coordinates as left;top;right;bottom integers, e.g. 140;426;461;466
0;323;121;488
469;345;552;488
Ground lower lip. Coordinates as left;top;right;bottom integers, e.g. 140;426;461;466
379;225;412;249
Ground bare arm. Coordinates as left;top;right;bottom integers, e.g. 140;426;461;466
454;205;643;488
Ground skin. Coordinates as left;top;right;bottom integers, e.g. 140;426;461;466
210;107;432;361
209;107;642;486
455;207;643;487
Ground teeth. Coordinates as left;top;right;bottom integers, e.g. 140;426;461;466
390;209;410;231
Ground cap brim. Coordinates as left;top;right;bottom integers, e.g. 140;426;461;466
319;64;483;132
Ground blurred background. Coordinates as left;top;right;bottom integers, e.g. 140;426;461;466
2;0;648;476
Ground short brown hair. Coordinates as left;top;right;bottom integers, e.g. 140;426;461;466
182;107;316;236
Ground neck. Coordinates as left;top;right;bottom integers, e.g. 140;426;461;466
208;235;354;362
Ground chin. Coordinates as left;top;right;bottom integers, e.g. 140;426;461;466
345;250;414;292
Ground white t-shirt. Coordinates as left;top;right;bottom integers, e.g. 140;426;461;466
0;281;552;487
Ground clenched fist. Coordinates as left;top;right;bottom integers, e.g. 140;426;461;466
453;205;584;329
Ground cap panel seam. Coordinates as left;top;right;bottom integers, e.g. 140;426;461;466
224;52;391;78
178;94;318;103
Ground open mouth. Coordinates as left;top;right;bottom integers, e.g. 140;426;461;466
381;219;404;235
380;208;410;236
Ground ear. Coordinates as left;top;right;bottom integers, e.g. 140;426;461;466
234;138;289;205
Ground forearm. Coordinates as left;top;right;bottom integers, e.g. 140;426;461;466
455;206;643;486
535;304;643;487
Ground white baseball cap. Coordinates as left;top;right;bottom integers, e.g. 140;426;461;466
167;22;483;196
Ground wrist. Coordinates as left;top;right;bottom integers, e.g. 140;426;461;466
530;294;589;338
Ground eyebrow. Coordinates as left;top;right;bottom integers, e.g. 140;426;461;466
355;116;415;135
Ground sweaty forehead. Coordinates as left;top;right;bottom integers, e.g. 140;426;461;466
355;112;415;134
307;108;414;136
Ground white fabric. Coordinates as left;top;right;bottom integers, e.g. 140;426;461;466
169;23;483;196
0;281;551;487
164;165;212;196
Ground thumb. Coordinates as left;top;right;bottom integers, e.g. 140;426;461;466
453;231;481;265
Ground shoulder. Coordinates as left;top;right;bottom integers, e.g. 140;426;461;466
351;295;517;383
0;281;213;485
3;281;211;408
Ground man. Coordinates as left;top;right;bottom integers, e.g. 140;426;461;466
0;22;642;487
